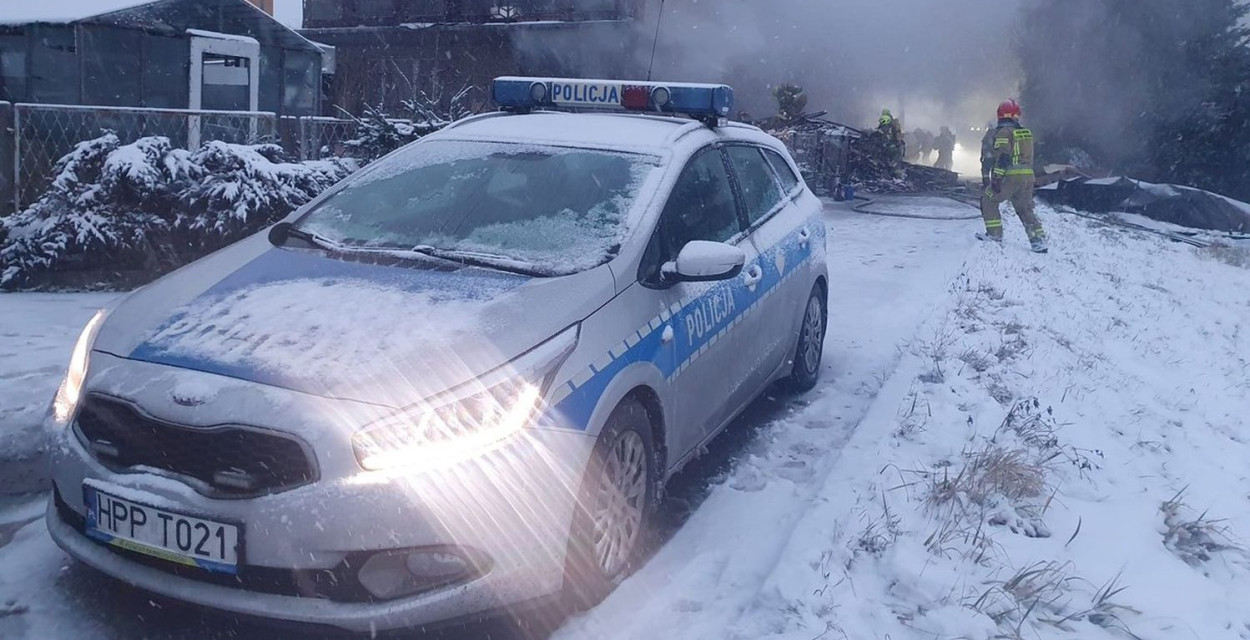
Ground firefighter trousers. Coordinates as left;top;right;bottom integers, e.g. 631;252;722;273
981;174;1045;240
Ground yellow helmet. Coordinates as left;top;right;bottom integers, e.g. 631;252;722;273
879;111;894;127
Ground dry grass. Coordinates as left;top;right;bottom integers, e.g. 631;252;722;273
926;445;1047;512
853;494;902;560
969;563;1143;639
958;348;994;374
1161;489;1240;566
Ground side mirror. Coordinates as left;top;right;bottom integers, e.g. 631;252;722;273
662;241;746;283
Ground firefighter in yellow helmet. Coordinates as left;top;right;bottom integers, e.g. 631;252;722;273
877;109;905;178
979;99;1048;253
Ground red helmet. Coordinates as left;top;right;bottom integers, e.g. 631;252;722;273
997;99;1022;120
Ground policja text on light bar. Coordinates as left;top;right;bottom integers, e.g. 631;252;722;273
492;77;735;122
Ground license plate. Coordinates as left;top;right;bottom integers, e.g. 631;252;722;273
84;485;241;575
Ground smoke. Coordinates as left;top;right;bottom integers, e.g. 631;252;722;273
638;0;1026;131
1017;0;1244;174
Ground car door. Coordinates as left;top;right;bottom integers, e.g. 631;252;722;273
638;146;758;458
724;144;803;393
759;145;823;353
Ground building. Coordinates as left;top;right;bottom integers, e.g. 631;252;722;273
0;0;323;116
300;0;651;115
0;0;328;210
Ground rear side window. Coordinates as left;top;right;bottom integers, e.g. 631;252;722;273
727;146;784;225
763;148;801;194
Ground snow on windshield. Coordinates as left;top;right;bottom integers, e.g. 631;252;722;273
298;140;663;275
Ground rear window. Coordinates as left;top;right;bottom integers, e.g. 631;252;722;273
298;140;663;275
763;148;802;194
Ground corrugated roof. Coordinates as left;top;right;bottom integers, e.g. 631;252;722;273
0;0;160;25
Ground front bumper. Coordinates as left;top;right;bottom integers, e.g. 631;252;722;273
46;363;596;632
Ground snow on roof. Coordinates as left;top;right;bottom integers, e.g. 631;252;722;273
186;28;260;45
435;112;705;155
0;0;159;25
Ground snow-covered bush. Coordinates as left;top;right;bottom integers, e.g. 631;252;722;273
181;141;352;246
1;134;355;291
341;86;478;162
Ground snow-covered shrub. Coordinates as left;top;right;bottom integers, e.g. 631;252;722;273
341;86;477;162
1;134;173;289
181;141;353;248
1;135;355;291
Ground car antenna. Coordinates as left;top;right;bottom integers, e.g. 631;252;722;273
646;0;666;82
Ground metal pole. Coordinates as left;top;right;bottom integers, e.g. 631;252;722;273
12;105;20;214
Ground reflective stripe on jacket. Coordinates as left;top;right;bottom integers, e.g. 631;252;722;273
990;121;1034;178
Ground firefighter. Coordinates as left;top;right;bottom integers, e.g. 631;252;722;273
877;109;905;178
980;121;996;189
934;126;956;171
979;99;1048;253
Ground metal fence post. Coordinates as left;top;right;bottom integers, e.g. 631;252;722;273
301;116;311;161
13;105;20;214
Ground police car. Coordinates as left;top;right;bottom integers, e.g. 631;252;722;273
45;77;828;631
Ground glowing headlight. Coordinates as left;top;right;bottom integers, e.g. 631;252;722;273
353;326;578;472
52;310;106;426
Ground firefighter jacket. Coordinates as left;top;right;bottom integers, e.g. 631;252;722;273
988;119;1035;179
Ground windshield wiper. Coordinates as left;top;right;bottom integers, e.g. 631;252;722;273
268;222;344;252
407;245;549;277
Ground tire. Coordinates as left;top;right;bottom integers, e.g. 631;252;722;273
563;398;658;611
782;283;828;393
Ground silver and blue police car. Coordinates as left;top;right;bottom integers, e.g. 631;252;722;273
45;77;829;632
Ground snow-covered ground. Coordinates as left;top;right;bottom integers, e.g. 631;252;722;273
563;204;1250;640
2;197;1248;639
0;293;116;494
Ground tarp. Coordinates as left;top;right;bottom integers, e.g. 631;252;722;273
1037;177;1250;233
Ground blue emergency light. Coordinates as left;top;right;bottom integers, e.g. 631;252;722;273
492;76;735;123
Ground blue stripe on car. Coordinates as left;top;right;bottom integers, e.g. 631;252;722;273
551;225;819;430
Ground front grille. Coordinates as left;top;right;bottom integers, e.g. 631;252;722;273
74;394;317;498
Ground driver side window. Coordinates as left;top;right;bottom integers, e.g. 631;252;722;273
639;148;742;283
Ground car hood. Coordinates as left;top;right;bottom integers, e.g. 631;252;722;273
94;234;614;408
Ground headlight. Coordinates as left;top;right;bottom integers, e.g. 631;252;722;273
352;326;578;471
52;310;106;426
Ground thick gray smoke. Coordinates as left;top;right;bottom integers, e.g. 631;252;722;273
638;0;1026;131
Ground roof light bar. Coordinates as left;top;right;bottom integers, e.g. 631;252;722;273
492;77;734;121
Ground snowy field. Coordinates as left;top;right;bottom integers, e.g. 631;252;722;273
2;198;1248;639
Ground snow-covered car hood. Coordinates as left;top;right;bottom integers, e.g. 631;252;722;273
92;234;614;407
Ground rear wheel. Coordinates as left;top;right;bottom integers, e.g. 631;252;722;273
563;399;657;610
782;283;827;392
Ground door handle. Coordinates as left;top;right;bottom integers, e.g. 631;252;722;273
798;227;811;248
743;265;763;290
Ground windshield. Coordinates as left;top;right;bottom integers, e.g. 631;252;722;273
295;140;662;275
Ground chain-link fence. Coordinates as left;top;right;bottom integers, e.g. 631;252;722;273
0;102;13;216
9;104;279;212
279;116;361;161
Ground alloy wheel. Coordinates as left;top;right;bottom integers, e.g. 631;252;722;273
590;430;648;578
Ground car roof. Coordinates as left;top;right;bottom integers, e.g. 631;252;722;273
431;111;725;155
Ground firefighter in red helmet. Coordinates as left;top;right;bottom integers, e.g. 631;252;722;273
979;99;1048;253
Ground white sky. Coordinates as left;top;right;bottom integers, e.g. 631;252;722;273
273;0;301;28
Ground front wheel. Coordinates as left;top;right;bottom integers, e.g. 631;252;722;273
563;399;658;610
782;283;827;392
